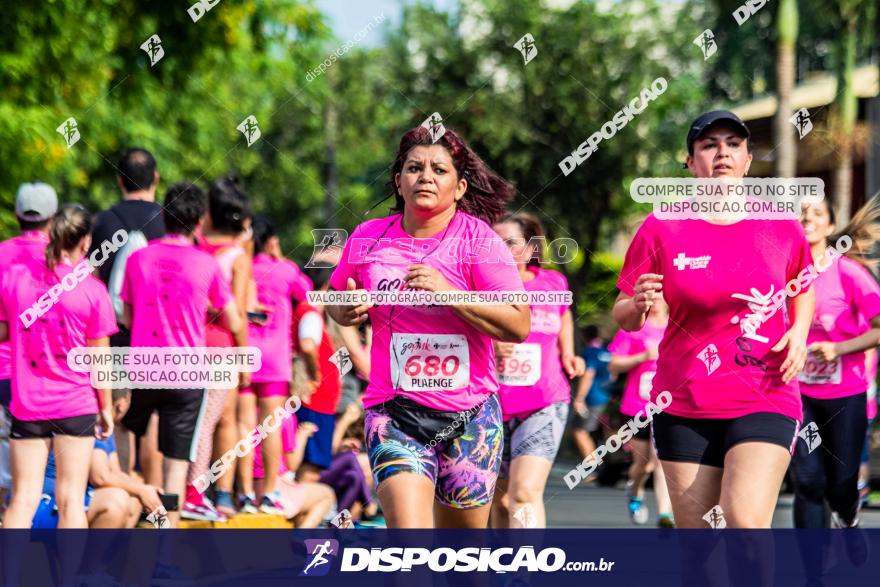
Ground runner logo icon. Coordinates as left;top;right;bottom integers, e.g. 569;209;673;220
798;421;822;453
513;33;538;65
56;117;80;149
301;539;339;576
140;34;165;67
790;108;813;139
693;29;717;60
703;505;727;529
697;344;721;375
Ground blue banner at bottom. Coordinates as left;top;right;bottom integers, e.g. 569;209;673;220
0;529;878;586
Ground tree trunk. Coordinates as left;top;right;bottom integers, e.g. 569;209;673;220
832;17;857;223
774;0;798;177
323;72;339;227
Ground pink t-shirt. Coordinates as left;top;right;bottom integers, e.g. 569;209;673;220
0;232;49;380
608;319;666;417
330;212;525;412
284;259;313;302
618;214;812;421
497;268;570;420
121;237;232;348
249;253;301;383
799;256;880;399
0;258;117;421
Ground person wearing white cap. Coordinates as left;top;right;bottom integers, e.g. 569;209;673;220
0;182;58;512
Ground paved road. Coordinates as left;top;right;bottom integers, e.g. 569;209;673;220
544;458;880;528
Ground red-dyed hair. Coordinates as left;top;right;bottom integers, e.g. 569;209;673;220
389;126;515;225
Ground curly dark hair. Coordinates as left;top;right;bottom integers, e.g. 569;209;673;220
388;126;515;225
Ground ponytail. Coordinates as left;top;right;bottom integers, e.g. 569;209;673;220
46;205;92;273
827;193;880;275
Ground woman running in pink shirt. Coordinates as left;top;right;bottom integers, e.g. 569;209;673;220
0;205;117;528
327;126;530;528
614;111;815;528
793;198;880;531
489;212;584;529
608;297;673;527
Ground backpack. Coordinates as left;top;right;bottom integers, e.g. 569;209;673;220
106;208;150;323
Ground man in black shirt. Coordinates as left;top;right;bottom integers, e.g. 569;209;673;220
89;148;166;474
90;148;166;286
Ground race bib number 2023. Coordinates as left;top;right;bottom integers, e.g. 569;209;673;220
391;334;470;392
798;354;842;385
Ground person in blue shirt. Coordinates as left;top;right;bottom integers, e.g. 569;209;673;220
572;325;614;466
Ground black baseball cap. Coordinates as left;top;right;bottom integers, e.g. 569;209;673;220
686;110;751;155
681;110;752;169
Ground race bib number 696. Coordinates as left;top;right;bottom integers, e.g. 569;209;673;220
498;343;541;386
391;334;470;391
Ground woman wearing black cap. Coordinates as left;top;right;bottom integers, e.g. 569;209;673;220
612;110;816;528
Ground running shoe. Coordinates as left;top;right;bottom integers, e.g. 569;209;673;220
259;492;286;516
628;498;649;525
657;513;675;528
238;494;259;514
182;495;228;523
625;481;649;525
214;490;237;518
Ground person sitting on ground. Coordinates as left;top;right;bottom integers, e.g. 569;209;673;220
254;416;336;528
325;403;377;522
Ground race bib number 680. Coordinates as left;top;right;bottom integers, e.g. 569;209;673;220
391;334;470;391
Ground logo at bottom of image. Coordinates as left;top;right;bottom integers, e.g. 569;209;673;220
301;539;340;577
299;545;572;574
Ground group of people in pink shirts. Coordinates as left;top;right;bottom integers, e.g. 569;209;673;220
0;150;373;535
0;111;879;541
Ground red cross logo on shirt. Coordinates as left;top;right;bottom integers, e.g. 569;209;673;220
673;253;690;270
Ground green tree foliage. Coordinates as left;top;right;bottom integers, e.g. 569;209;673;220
382;0;708;321
0;0;331;252
2;0;768;326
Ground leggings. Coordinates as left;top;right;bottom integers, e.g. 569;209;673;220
187;389;229;484
319;450;372;512
792;392;867;527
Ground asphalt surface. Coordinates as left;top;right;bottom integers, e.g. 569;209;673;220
545;458;880;528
